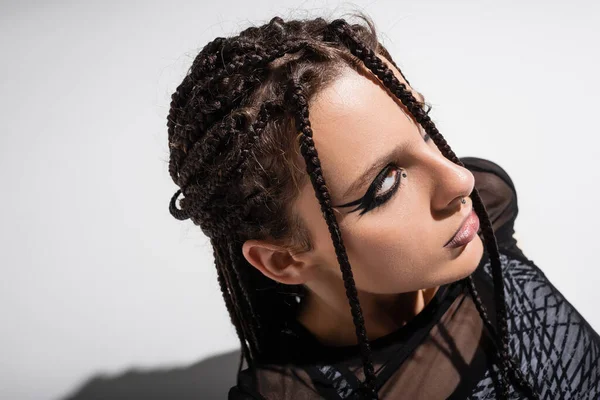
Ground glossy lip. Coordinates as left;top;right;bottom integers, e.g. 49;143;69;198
443;207;475;248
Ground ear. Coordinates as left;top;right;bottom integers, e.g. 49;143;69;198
241;239;316;285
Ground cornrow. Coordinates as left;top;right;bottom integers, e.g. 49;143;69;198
174;40;319;191
170;39;316;182
167;37;233;178
166;14;541;400
195;102;277;208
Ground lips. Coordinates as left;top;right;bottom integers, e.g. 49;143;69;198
444;208;480;248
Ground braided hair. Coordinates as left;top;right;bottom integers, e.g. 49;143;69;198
166;13;541;400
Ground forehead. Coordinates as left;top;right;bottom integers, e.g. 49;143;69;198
307;58;423;201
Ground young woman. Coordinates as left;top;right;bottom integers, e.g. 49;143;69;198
166;14;600;399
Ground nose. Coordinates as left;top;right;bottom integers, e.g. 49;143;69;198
427;153;475;213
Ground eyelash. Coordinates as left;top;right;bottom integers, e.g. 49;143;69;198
337;123;432;216
363;165;404;214
337;164;404;216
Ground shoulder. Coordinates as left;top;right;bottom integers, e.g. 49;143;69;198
478;252;600;398
228;367;265;399
460;156;518;228
228;384;262;399
460;156;523;256
228;364;319;400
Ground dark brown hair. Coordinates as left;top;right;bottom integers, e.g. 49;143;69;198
166;13;539;400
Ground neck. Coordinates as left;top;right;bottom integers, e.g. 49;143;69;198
296;284;440;347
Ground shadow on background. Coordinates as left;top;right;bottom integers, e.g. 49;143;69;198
62;349;240;400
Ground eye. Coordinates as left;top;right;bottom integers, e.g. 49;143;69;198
365;165;403;214
334;164;405;216
374;167;399;198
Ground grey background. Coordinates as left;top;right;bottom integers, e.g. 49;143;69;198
1;1;598;399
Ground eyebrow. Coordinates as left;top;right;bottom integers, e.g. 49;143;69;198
337;91;427;202
338;143;408;201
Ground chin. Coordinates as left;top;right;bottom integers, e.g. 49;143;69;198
435;234;485;286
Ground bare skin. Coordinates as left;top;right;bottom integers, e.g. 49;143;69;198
242;54;484;347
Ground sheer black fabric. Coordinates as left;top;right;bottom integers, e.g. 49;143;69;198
229;157;600;399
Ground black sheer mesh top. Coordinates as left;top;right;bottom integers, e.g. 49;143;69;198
229;157;600;399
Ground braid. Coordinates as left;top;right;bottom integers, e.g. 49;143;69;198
175;40;315;190
166;14;542;400
471;191;512;399
465;273;509;399
211;237;254;365
466;260;541;399
167;16;344;374
212;236;259;358
173;40;316;180
167;36;234;179
194;102;277;207
225;237;262;348
287;81;378;399
325;18;540;399
471;186;538;399
170;100;281;238
174;113;243;189
167;77;193;185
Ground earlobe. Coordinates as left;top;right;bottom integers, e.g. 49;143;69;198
241;239;314;285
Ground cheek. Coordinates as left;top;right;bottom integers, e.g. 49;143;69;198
340;210;484;294
341;210;438;293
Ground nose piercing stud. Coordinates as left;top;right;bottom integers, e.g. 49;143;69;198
461;197;466;204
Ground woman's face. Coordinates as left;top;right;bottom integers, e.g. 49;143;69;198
291;56;484;295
